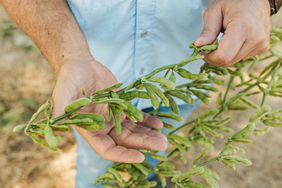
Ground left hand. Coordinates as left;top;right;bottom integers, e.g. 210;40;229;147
195;0;271;67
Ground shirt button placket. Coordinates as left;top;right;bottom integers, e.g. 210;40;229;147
134;0;155;77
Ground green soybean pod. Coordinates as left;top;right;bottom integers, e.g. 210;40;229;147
58;118;105;131
262;119;282;127
145;83;170;106
231;123;255;141
50;124;69;131
176;68;207;80
27;100;51;127
200;41;218;52
150;154;168;162
94;83;123;94
124;102;144;122
110;105;122;134
198;108;218;119
133;164;150;176
147;77;176;90
193;85;218;92
163;122;175;130
119;91;150;100
78;123;105;131
107;168;123;182
227;100;248;111
157;170;181;177
165;94;179;114
100;184;116;188
13;124;26;133
44;124;59;150
249;105;271;122
240;97;257;109
123;110;138;122
144;83;159;109
168;135;190;147
71;113;104;123
208;75;224;85
94;98;128;109
64;98;92;113
29;132;51;149
169;72;176;83
141;181;158;188
166;90;194;104
190;89;210;104
157;112;183;122
58;118;95;125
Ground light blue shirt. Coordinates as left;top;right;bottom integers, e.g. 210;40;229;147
67;1;212;187
68;0;212;109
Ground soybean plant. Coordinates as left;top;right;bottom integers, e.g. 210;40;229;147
15;28;282;188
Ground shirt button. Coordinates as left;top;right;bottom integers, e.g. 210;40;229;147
140;31;148;38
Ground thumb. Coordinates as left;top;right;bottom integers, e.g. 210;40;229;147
51;78;78;118
195;6;223;47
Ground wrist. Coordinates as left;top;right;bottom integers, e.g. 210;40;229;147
51;53;95;76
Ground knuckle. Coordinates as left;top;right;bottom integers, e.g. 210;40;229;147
260;45;269;53
216;54;233;65
203;8;212;18
101;155;110;161
256;37;269;52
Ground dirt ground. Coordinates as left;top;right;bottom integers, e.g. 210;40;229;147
0;6;282;188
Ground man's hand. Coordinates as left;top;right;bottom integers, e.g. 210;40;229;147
52;59;167;163
195;0;271;66
1;0;167;163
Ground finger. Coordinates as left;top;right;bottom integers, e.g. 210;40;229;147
243;41;270;61
235;30;270;63
139;113;163;129
205;23;246;67
194;5;223;47
226;41;255;66
52;80;76;117
77;127;145;163
125;119;165;138
110;120;168;151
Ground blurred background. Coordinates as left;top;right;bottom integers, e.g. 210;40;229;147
0;6;281;188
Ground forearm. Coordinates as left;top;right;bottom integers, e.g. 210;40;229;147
1;0;93;73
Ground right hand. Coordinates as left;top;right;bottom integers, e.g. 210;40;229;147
52;59;168;163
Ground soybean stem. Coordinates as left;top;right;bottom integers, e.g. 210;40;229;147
196;156;218;167
213;75;234;118
168;119;195;135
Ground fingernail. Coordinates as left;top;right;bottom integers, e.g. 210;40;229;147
195;34;215;46
194;36;206;46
